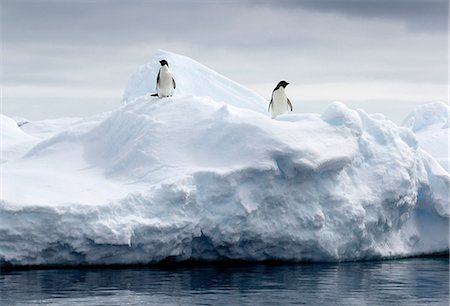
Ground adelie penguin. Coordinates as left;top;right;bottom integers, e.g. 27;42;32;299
268;80;293;118
151;60;176;98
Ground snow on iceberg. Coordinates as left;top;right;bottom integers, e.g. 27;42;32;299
403;102;449;171
403;101;449;132
122;50;267;114
0;114;37;163
0;51;448;267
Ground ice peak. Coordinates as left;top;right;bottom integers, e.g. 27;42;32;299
122;50;267;114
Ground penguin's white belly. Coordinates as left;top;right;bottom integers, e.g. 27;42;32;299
271;90;288;118
157;69;174;97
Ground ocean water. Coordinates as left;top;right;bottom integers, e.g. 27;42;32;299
1;258;448;305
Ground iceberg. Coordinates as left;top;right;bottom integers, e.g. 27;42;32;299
1;51;448;266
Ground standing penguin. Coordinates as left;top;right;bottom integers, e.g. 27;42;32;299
268;80;293;118
153;60;176;98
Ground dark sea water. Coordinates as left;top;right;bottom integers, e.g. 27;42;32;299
1;258;448;306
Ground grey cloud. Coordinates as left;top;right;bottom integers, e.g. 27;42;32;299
2;1;249;46
3;1;446;51
254;0;448;33
1;0;447;121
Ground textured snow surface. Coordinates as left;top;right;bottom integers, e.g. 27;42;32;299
1;51;448;266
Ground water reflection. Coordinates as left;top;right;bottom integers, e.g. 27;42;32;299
1;258;448;305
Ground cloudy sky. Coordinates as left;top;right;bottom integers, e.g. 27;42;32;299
1;0;448;123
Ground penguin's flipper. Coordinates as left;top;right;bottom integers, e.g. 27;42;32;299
150;93;158;97
287;98;293;111
268;99;273;112
156;70;161;87
172;78;176;89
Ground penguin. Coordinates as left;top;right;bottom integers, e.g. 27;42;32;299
268;80;293;118
151;60;176;97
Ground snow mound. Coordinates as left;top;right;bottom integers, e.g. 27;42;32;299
403;102;449;171
0;114;37;162
403;102;449;132
1;53;448;266
1;114;34;147
122;50;267;113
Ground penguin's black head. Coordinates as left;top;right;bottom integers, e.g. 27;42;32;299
159;60;169;67
275;80;290;90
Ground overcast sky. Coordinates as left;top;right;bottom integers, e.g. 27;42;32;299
1;0;448;123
